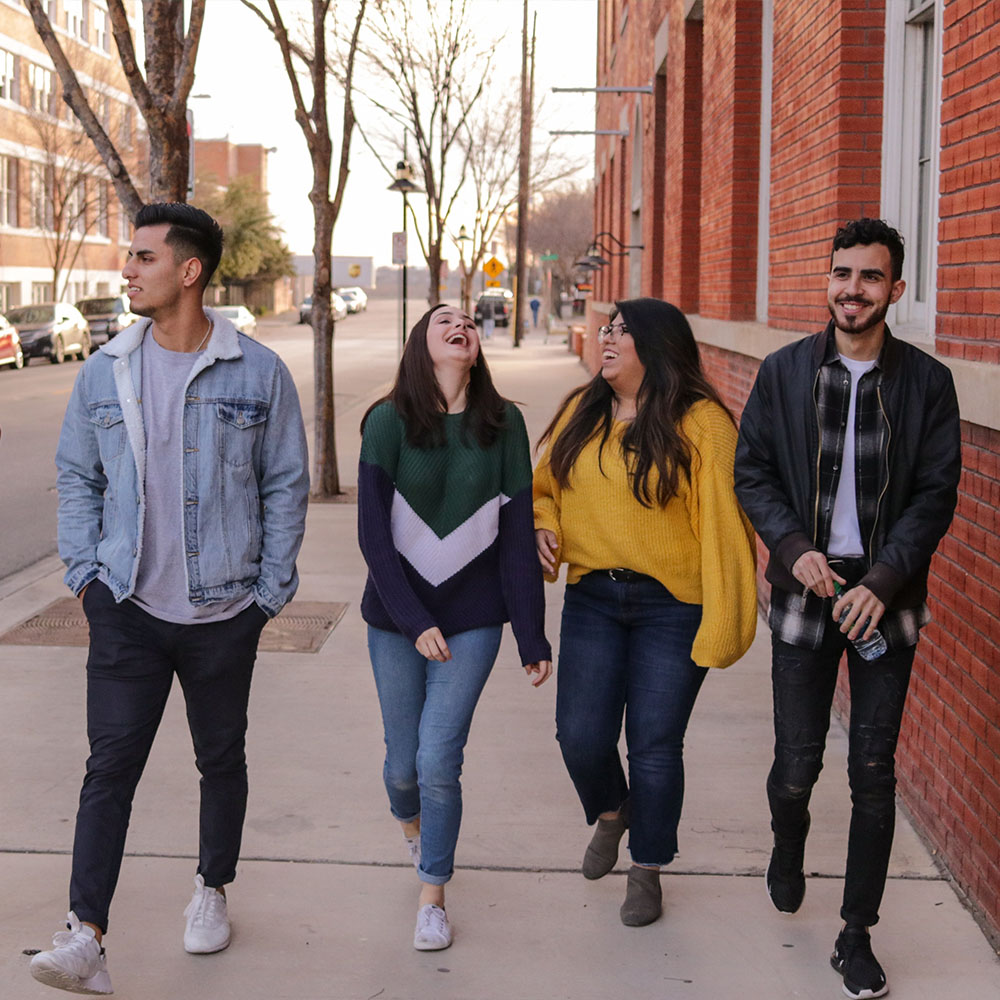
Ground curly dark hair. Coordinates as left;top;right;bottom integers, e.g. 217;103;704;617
831;218;904;282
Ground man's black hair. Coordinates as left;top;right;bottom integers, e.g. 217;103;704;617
134;202;225;289
831;218;905;282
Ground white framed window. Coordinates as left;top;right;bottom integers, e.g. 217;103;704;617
881;0;941;340
32;281;53;304
65;0;88;41
97;181;108;237
118;201;130;242
0;156;17;226
0;49;16;103
28;63;54;116
94;7;110;52
31;165;54;231
67;177;87;235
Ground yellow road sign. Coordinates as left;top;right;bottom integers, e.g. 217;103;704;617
485;279;501;287
483;256;504;278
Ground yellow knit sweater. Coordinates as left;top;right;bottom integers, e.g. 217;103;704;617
533;398;757;668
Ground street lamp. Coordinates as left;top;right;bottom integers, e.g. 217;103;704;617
387;160;422;345
455;224;473;314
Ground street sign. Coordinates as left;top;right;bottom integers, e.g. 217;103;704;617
391;232;406;265
485;279;501;287
483;256;504;278
540;253;558;261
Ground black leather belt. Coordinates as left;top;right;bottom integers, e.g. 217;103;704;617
595;568;652;583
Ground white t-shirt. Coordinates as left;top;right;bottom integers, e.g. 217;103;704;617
828;354;878;558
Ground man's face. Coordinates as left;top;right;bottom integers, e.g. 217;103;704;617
121;224;191;318
827;243;905;337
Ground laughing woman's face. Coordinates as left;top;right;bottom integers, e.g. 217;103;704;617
426;306;480;372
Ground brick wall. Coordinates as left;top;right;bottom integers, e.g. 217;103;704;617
936;0;1000;362
768;1;884;332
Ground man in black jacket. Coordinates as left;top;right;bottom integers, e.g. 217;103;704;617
735;218;961;1000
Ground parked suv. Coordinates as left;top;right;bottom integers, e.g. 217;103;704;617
76;294;139;345
474;288;513;327
6;303;90;364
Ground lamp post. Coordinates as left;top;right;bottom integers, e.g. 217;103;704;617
455;224;473;314
387;160;422;346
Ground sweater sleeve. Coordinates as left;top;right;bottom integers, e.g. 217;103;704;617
532;402;576;582
500;405;552;664
357;404;437;642
686;403;758;668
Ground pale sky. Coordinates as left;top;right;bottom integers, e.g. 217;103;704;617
191;0;598;267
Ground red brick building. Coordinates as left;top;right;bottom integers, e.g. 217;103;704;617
584;0;999;945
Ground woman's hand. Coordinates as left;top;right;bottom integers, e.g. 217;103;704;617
415;627;451;662
535;528;559;574
524;660;552;687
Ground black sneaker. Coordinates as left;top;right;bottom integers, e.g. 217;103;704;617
765;811;810;913
831;925;888;999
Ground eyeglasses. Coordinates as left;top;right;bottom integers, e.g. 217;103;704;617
597;323;630;343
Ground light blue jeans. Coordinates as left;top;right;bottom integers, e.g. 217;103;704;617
368;624;502;885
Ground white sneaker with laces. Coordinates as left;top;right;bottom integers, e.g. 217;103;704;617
183;874;231;954
404;835;421;869
29;912;113;995
413;903;452;951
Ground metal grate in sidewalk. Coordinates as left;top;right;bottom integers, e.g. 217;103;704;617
0;599;348;654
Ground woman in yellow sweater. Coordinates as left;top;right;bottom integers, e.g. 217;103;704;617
533;297;756;926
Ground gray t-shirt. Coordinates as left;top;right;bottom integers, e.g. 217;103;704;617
131;330;253;624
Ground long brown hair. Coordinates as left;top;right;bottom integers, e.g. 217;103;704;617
538;298;734;507
361;304;507;448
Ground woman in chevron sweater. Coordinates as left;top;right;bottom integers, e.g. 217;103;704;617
358;304;552;952
533;297;757;928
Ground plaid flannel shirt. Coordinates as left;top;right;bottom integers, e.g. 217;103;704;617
770;338;928;651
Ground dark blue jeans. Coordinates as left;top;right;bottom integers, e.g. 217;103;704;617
768;629;915;927
556;571;706;866
71;581;267;932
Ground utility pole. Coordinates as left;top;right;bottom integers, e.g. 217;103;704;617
514;2;535;347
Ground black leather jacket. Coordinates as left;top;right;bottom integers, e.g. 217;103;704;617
734;323;961;609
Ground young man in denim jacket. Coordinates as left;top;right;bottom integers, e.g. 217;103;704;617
30;203;309;995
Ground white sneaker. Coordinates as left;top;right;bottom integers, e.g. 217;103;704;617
404;835;421;869
29;912;113;994
183;874;231;954
413;903;452;951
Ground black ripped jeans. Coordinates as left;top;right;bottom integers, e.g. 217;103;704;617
767;628;915;927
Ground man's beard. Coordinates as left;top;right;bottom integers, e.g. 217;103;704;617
828;296;890;335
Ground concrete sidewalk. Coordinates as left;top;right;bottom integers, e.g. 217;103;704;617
1;334;997;999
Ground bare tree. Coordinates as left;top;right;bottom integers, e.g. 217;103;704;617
358;0;498;305
455;91;581;314
526;183;595;302
240;0;366;498
24;0;206;214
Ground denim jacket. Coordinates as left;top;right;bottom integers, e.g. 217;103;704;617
56;308;309;617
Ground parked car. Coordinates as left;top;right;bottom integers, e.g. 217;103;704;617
337;287;368;313
76;294;140;346
7;303;90;364
299;293;348;324
0;312;24;370
474;288;513;327
216;305;257;338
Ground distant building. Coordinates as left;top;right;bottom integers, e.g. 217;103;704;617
588;0;1000;947
0;0;143;311
294;254;377;307
194;137;292;314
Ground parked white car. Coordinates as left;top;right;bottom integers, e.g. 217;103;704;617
337;287;368;313
216;305;257;338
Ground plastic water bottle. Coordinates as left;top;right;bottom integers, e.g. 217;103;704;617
833;583;887;661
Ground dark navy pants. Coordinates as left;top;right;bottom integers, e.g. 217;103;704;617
70;581;267;932
767;629;915;927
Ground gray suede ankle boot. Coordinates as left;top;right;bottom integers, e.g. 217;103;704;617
581;802;629;880
619;866;662;926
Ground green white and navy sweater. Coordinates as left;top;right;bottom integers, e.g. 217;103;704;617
358;400;551;666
